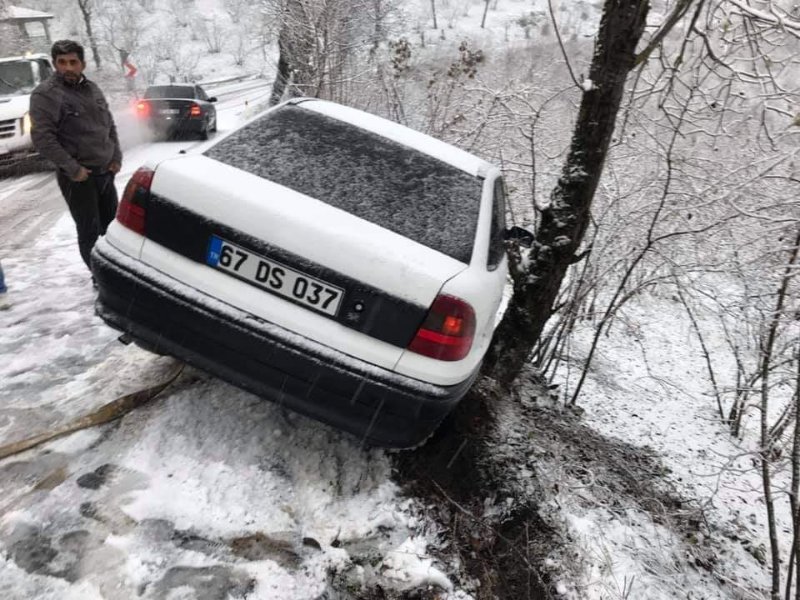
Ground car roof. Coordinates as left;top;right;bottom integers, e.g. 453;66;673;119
147;84;196;89
0;54;49;64
290;98;494;179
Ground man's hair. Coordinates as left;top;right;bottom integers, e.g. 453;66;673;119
51;40;85;63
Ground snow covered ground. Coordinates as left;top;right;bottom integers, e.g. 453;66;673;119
0;201;774;598
0;0;787;598
0;79;463;599
538;299;775;599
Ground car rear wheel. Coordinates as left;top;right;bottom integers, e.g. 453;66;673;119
199;121;209;141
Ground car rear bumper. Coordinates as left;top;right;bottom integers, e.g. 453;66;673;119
145;116;205;134
0;149;46;174
0;136;38;166
91;240;475;447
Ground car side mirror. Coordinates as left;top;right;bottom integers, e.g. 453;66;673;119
504;225;535;248
208;97;218;103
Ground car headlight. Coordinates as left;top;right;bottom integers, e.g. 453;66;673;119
22;112;32;135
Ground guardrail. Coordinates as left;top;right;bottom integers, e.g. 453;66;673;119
206;78;271;100
196;73;258;87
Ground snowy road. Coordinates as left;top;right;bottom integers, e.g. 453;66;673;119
0;78;272;255
0;81;454;599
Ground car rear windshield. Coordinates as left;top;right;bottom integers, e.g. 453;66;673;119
0;61;35;96
204;105;482;264
144;86;195;99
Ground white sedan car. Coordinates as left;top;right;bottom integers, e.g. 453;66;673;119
92;98;508;447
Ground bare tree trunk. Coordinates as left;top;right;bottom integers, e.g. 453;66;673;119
370;0;384;53
270;32;292;106
674;276;726;421
269;0;326;103
787;348;800;600
761;226;800;600
481;0;490;28
763;433;781;600
794;349;800;600
482;0;650;388
430;0;437;30
729;346;754;438
76;0;102;69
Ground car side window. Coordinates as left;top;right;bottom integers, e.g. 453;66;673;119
487;177;507;271
38;59;52;80
196;87;207;101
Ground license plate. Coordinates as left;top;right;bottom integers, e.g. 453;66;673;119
160;108;180;115
206;236;344;317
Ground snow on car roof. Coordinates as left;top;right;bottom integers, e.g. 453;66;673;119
294;98;492;178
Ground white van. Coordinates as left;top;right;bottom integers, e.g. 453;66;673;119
0;53;52;168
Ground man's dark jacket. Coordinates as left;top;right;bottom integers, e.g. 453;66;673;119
30;74;122;179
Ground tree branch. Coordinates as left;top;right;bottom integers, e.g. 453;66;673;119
547;0;581;89
726;0;800;33
634;0;700;67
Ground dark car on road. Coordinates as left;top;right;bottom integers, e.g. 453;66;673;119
136;84;217;140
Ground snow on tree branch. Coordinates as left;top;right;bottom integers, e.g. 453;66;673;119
726;0;800;34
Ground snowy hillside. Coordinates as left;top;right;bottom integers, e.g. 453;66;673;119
2;0;799;598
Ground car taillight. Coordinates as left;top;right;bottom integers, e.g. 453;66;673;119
408;294;476;361
190;104;201;117
135;101;149;117
117;167;154;235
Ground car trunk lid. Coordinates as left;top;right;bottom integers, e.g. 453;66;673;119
137;98;195;119
138;155;469;365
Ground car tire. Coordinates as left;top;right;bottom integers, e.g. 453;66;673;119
199;122;209;141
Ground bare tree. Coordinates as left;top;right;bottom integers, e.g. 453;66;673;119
269;0;315;104
223;0;250;24
477;0;800;399
193;15;225;54
481;0;651;389
268;0;397;105
164;0;194;29
759;227;800;598
96;0;147;70
76;0;103;68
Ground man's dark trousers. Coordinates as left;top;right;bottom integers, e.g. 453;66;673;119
56;170;118;269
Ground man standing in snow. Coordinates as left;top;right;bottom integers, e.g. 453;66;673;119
30;40;122;271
